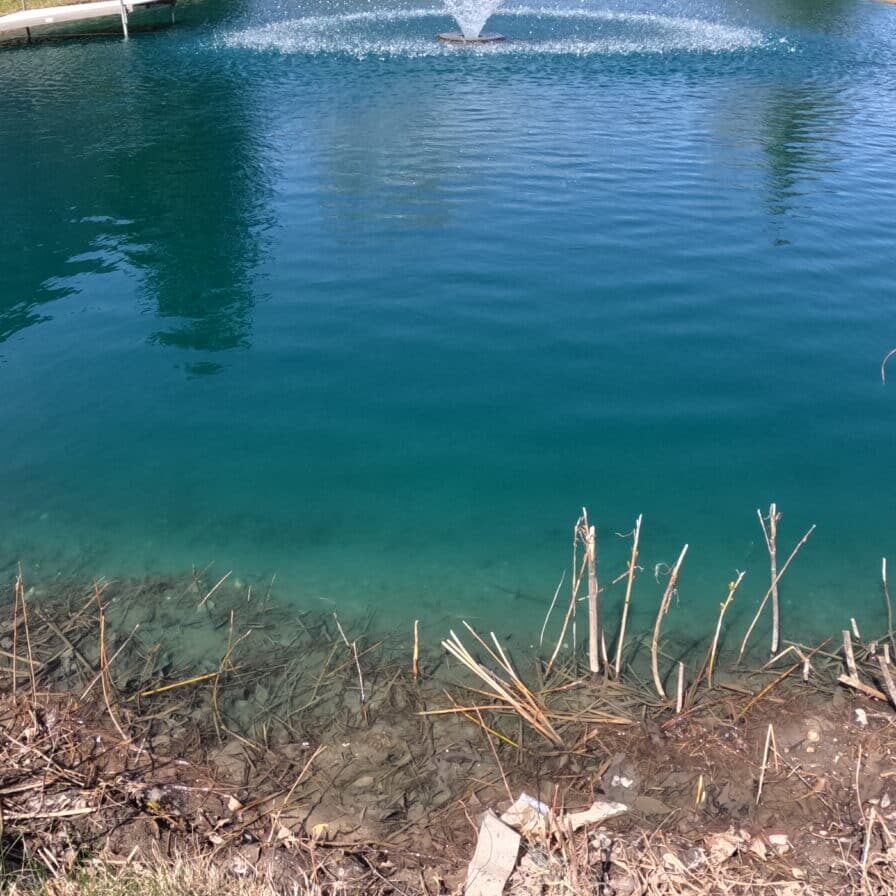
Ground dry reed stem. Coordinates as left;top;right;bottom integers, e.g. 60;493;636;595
546;552;588;675
15;567;38;706
706;571;745;689
756;724;778;806
758;504;782;654
412;619;420;681
877;656;896;711
442;627;562;745
675;662;684;714
883;558;896;657
839;674;889;702
81;624;139;700
539;571;565;650
614;514;642;680
334;613;367;716
581;510;600;677
736;661;799;721
132;671;219;700
737;523;816;664
650;544;688;699
843;630;859;679
474;707;513;802
97;597;129;744
198;570;232;608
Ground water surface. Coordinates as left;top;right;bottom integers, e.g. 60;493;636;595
2;0;896;647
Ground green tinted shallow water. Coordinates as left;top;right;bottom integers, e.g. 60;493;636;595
2;0;896;647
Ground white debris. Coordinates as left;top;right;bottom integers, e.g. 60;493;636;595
465;811;521;896
564;800;628;831
705;831;740;865
500;793;549;835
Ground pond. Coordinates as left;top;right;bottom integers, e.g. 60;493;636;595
2;0;895;648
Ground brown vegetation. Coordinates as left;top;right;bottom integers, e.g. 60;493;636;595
0;506;894;894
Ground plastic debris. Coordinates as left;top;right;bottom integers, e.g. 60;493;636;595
465;811;521;896
564;799;628;831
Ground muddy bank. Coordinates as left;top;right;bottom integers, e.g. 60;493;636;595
0;569;895;894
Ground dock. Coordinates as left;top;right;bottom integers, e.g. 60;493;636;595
0;0;176;41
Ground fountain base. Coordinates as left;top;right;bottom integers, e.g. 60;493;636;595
437;31;506;43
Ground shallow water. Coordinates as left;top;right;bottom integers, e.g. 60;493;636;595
2;0;896;648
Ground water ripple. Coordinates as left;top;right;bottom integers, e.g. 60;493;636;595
219;6;767;58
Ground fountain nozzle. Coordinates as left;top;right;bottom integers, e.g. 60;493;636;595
437;31;506;43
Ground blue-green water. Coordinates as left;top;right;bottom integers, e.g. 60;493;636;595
2;0;896;647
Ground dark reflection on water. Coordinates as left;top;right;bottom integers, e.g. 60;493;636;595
744;0;860;31
758;84;845;217
0;4;271;356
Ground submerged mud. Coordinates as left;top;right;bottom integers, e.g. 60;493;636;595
0;571;894;894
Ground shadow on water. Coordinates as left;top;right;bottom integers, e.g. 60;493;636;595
0;0;270;357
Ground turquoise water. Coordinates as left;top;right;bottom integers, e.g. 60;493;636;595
2;0;896;647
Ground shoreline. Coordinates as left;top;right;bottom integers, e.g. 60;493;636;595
0;559;894;894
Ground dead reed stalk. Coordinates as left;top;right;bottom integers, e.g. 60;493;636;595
580;510;600;677
706;571;745;689
883;558;895;656
546;542;588;676
14;566;38;705
737;523;816;664
443;624;563;746
650;544;688;699
758;504;782;654
613;514;642;680
334;613;367;722
412;619;420;681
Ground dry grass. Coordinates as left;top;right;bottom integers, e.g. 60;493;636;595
3;855;320;896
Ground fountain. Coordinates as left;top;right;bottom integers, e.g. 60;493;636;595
438;0;506;43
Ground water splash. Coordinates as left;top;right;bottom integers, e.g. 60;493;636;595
220;8;767;59
443;0;504;38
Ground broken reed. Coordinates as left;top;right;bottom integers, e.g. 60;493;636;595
442;501;896;751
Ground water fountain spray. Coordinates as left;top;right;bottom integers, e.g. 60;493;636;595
439;0;506;43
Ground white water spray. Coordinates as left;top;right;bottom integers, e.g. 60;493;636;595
442;0;504;38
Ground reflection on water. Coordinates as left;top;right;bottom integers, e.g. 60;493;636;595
0;33;270;358
759;84;843;217
744;0;860;31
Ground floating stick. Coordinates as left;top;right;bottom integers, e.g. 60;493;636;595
650;544;688;699
881;347;896;383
